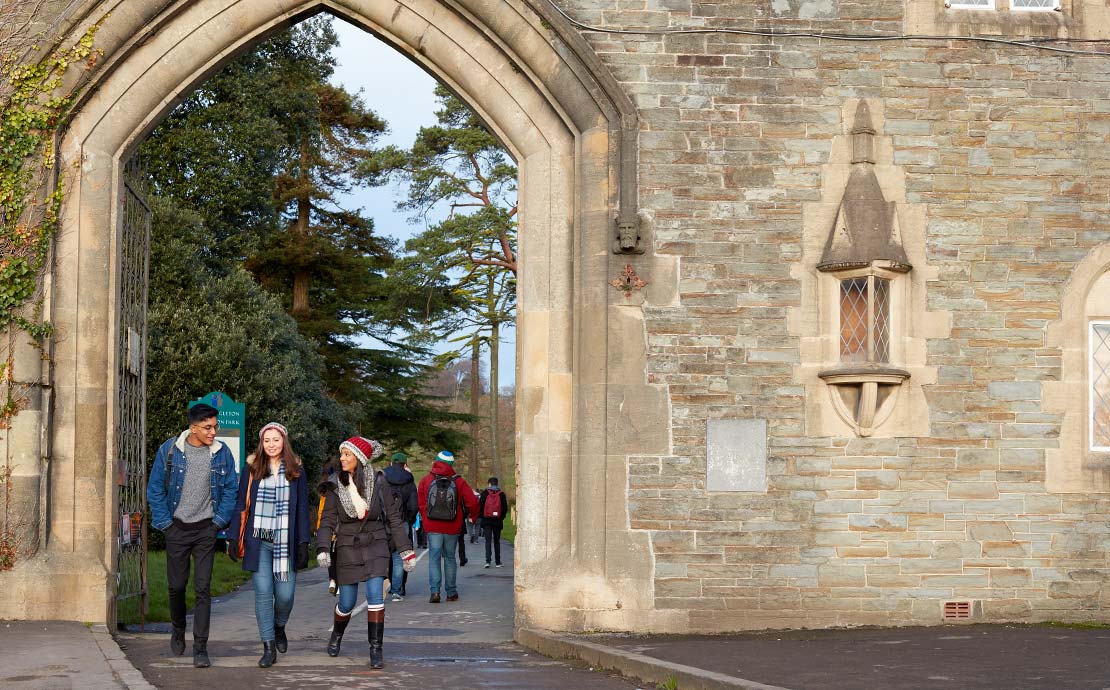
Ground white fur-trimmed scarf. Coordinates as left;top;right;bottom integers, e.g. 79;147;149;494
336;469;374;520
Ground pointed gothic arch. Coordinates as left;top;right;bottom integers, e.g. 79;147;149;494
0;0;673;633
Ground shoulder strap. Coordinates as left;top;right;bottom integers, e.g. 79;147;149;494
163;440;173;491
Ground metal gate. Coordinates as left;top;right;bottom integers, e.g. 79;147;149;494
113;155;150;629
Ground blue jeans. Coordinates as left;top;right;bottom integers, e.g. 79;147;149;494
252;540;297;642
338;576;385;613
389;551;405;595
427;532;459;596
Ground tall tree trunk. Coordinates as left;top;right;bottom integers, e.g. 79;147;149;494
489;275;502;479
291;151;311;317
468;336;480;488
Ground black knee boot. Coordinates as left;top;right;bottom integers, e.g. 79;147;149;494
328;606;351;657
368;609;385;669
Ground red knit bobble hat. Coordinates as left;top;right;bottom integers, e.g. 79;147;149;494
340;436;383;466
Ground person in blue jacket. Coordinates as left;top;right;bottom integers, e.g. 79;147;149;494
146;403;238;668
226;422;311;668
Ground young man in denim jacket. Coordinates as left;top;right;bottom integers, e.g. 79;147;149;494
146;403;238;668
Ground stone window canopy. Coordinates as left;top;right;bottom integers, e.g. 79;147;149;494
816;100;911;276
815;166;912;276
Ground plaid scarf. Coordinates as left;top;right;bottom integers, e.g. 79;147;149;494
253;464;291;581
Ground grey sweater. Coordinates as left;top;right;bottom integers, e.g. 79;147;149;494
174;440;214;524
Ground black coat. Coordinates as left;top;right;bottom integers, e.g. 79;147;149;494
315;469;413;585
382;464;419;525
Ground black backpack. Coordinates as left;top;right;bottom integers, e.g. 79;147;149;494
426;474;459;521
388;480;414;524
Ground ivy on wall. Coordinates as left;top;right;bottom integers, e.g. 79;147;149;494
0;18;104;568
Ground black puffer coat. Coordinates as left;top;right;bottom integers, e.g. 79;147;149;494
316;469;413;585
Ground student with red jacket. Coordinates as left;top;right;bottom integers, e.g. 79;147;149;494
416;451;479;603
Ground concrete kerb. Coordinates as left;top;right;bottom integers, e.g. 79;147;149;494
515;628;793;690
90;624;158;690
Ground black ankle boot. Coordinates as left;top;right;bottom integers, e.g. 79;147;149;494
192;641;211;668
170;627;186;656
368;609;385;669
258;641;277;668
328;607;351;657
274;626;287;654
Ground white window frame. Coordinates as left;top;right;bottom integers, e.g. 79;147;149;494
1010;0;1059;10
1089;320;1110;451
947;0;994;9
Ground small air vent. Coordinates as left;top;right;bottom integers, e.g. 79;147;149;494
943;601;972;621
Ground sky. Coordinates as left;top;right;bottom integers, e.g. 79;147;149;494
326;18;516;389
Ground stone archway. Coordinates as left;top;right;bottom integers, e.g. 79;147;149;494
0;0;674;633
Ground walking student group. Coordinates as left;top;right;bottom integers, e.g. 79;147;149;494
146;404;509;670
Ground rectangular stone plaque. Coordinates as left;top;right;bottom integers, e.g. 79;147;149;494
706;419;767;492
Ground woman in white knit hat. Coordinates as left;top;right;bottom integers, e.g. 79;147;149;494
226;422;311;668
316;436;416;669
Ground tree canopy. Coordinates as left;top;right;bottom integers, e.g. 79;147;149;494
140;18;468;460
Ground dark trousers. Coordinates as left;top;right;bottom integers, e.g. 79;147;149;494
165;518;216;642
484;524;502;565
457;523;468;563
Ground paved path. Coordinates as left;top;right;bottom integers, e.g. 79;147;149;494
120;540;642;689
0;621;152;690
14;540;1110;690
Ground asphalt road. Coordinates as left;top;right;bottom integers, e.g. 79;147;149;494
120;540;642;690
599;624;1110;690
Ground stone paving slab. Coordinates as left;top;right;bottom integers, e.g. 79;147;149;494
0;621;155;690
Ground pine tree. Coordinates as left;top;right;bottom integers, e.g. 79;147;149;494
367;85;517;476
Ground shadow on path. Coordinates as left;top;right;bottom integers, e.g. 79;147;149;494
121;540;639;690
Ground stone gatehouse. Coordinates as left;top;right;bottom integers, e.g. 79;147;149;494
3;0;1110;633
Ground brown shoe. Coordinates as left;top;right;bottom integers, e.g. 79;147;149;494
429;593;441;603
446;594;459;602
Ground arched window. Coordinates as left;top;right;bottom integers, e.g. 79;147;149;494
1045;253;1110;492
1086;273;1110;451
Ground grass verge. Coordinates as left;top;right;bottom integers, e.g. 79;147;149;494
121;549;252;625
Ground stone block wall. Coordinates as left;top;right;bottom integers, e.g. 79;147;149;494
587;0;1110;629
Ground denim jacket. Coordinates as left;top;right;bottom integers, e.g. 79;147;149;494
147;430;239;531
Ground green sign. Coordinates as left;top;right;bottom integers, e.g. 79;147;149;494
188;391;246;474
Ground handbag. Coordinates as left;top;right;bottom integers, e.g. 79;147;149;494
236;473;254;559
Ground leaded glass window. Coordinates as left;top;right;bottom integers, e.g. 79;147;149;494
948;0;993;8
1011;0;1058;9
1090;321;1110;450
839;275;890;364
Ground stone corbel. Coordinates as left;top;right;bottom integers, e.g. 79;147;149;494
818;366;909;437
613;212;643;254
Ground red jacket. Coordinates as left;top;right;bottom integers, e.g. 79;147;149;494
417;461;479;535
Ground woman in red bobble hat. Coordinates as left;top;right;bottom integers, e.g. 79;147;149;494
316;436;416;669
